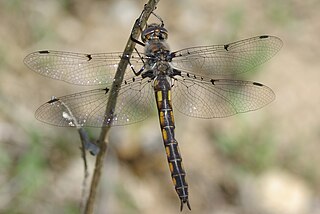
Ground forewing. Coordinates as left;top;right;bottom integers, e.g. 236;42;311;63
170;35;282;77
35;77;154;127
172;75;275;118
24;50;144;85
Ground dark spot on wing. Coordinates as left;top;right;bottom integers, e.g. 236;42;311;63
253;82;263;86
104;87;109;93
48;98;59;103
172;69;181;76
210;79;218;85
224;44;229;51
259;35;269;39
86;54;92;61
39;50;50;54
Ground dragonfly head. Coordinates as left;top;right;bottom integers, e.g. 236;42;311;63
141;23;168;43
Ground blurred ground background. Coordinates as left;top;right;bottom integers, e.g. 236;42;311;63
0;0;320;213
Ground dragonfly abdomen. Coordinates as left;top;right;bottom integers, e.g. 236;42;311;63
154;77;191;211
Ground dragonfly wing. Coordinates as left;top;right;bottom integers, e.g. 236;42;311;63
171;74;275;118
170;35;282;77
35;77;154;127
24;50;144;86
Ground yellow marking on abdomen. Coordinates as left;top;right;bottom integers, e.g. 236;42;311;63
170;111;174;124
166;146;170;157
172;177;177;186
157;90;163;101
169;162;174;173
159;111;165;126
162;128;168;141
168;90;171;100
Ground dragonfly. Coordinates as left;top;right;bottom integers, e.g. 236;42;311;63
24;20;282;210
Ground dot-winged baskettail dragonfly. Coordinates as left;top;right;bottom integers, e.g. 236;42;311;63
24;19;282;210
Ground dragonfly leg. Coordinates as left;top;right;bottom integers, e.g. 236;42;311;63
130;11;146;47
130;32;145;47
151;11;164;27
134;47;145;64
128;50;145;76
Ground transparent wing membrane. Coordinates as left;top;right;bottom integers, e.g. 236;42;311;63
24;50;144;86
170;35;282;77
35;77;154;127
172;74;275;118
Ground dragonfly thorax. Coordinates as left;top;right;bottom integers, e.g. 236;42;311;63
144;39;173;76
155;61;172;74
145;39;170;58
